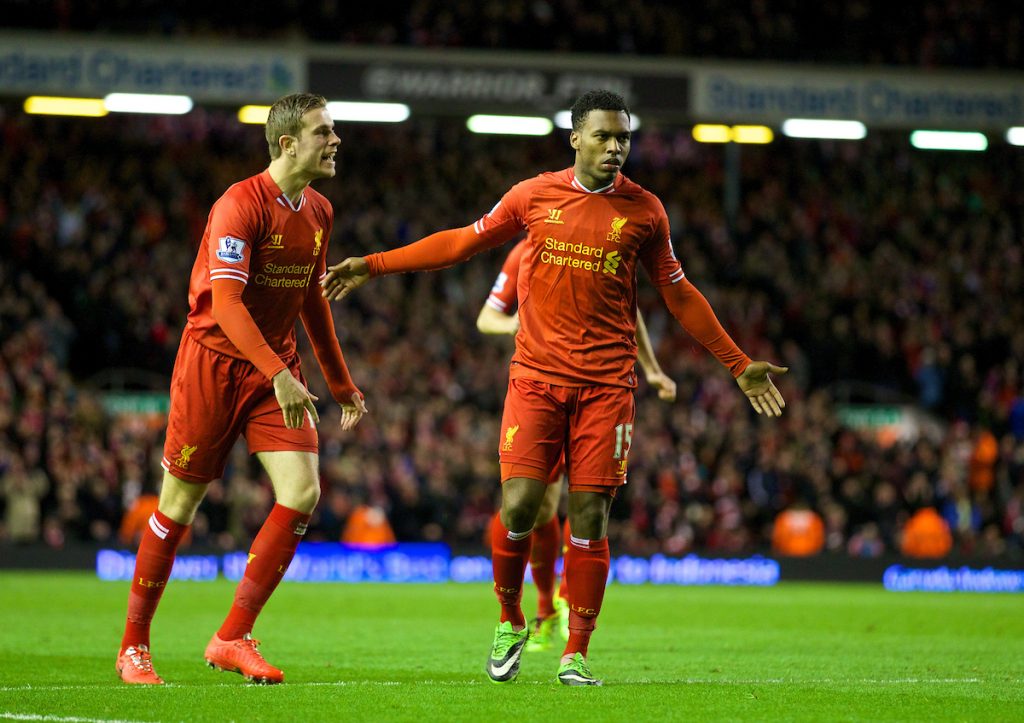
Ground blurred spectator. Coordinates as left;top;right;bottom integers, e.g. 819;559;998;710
771;505;825;557
900;507;953;558
117;483;160;548
342;504;397;546
2;456;48;543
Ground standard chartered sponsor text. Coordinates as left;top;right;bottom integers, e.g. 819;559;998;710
541;236;605;272
254;262;313;288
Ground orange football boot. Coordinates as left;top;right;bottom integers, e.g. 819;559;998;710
116;644;164;685
204;633;284;684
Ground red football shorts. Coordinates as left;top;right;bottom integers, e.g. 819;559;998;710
498;377;635;493
161;331;318;483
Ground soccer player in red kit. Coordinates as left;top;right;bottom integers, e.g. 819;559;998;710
322;89;786;685
477;239;677;651
116;93;367;686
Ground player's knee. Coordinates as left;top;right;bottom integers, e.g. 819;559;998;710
568;494;612;540
158;471;206;524
280;481;320;514
501;501;538;533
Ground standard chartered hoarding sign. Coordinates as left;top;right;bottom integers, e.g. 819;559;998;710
0;33;304;101
691;66;1024;129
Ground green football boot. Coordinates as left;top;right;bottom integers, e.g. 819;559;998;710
557;652;602;686
486;621;529;683
525;613;559;652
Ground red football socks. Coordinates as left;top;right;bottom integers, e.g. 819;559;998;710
121;510;189;652
563;535;610;659
490;515;533;628
530;516;561;618
217;503;311;641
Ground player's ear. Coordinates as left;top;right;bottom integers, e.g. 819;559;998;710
279;134;297;158
569;131;580;151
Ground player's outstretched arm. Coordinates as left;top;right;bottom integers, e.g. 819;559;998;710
735;361;788;417
476;305;520;335
339;392;368;431
635;311;676;402
272;370;320;429
321;257;369;300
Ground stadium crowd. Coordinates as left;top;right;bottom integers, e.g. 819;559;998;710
1;104;1022;559
6;0;1021;70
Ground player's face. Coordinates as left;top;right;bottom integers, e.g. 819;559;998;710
570;110;631;190
294;107;340;179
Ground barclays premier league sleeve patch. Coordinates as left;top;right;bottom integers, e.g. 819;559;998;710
216;236;246;263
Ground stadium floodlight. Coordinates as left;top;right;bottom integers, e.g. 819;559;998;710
910;130;987;151
552;111;641;131
238;105;271;125
731;125;774;144
782;119;867;140
326;101;410;123
1006;127;1024;146
104;93;194;115
692;124;732;143
24;96;108;117
467;115;553;136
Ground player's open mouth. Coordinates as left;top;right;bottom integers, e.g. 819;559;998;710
322;152;336;162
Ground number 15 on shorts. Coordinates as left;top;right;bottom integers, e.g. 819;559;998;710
613;422;633;475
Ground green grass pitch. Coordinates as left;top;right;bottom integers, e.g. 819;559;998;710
0;572;1021;721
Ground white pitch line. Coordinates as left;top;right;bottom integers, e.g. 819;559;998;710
0;677;1000;694
1;715;150;723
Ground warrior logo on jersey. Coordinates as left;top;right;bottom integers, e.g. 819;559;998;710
313;228;323;257
544;209;565;224
607;217;628;243
216;236;246;263
267;234;284;249
603;250;622;275
502;424;520;452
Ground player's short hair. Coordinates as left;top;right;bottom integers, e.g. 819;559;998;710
570;90;630;132
265;93;328;159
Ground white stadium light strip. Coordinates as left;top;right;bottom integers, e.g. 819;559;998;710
782;118;867;140
909;130;987;151
326;101;410;123
1006;127;1024;146
104;93;194;115
553;110;641;131
24;96;108;117
467;114;553;136
238;105;271;125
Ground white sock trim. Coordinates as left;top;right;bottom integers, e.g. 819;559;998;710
148;514;169;540
569;534;591;549
506;529;533;541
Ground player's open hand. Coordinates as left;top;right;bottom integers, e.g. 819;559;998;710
647;370;677;402
272;370;320;429
339;392;368;431
321;257;370;300
736;361;788;417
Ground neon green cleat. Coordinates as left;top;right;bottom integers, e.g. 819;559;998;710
557;652;602;686
525;613;559;652
554;595;570;641
486;621;529;683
